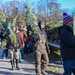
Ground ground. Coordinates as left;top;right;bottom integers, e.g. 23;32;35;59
0;48;35;75
0;47;64;75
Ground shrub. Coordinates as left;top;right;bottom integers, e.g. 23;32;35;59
46;21;62;44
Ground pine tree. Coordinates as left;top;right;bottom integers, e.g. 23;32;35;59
0;8;8;29
25;0;40;40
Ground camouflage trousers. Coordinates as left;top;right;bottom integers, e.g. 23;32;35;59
35;50;49;75
9;49;19;60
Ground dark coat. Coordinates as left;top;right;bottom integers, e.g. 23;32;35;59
38;21;50;54
58;25;75;61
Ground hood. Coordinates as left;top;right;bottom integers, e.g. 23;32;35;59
38;21;44;30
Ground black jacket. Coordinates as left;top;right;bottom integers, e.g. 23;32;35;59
58;25;75;61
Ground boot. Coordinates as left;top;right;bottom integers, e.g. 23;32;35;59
19;60;22;63
16;59;20;70
10;59;15;70
41;72;48;75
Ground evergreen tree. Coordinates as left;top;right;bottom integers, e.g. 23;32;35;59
0;8;8;29
25;0;40;40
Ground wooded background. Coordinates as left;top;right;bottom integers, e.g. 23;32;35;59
0;0;75;43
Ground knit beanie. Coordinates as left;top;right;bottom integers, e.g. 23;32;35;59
63;12;73;25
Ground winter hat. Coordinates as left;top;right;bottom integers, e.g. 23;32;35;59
63;12;73;25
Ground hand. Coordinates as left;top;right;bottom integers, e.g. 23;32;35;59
23;44;25;47
20;44;24;48
46;44;50;54
47;49;50;54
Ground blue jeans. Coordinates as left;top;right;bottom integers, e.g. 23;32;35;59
19;48;24;60
63;60;75;75
2;50;7;57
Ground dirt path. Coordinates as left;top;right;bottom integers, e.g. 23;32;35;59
0;48;36;75
0;47;64;75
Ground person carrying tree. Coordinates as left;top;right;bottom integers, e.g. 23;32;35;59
0;25;7;59
7;26;21;70
35;21;50;75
